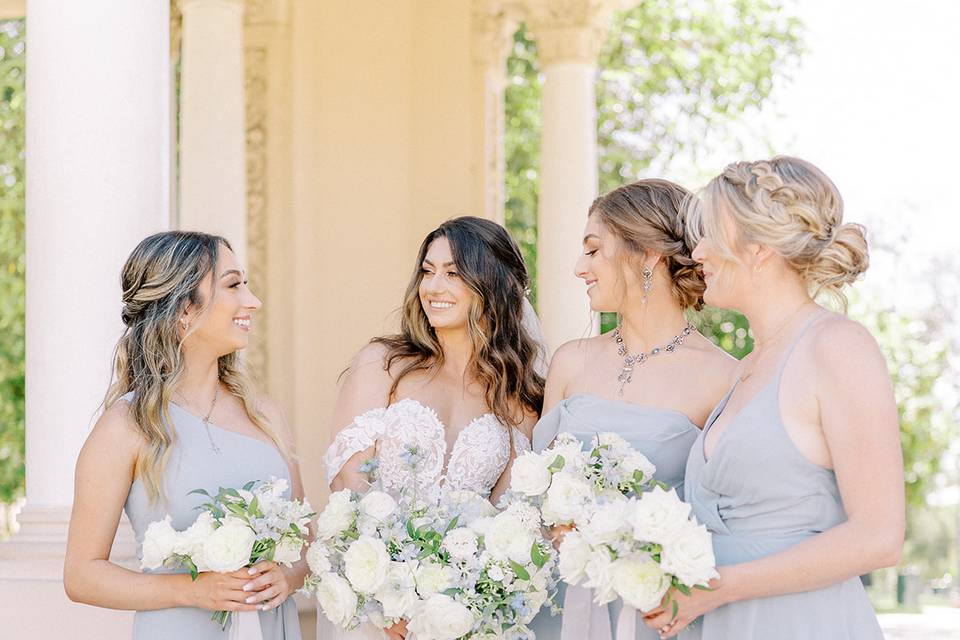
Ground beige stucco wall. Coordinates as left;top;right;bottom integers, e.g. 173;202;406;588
274;0;490;507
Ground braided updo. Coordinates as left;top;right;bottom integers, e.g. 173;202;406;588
697;156;868;307
589;178;705;310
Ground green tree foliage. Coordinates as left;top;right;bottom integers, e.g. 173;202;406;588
505;1;803;307
0;19;25;504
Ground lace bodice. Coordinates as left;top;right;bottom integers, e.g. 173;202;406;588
323;398;531;500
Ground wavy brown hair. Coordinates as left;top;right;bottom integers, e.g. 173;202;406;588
105;231;285;503
371;217;544;427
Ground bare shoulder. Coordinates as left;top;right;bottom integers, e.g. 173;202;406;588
547;336;601;388
344;341;396;387
254;394;294;442
85;398;144;459
686;331;739;384
807;312;887;372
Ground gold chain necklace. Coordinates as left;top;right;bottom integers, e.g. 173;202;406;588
738;301;812;383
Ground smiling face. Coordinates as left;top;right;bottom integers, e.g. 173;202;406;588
181;244;262;357
574;215;641;313
418;236;476;331
691;202;756;310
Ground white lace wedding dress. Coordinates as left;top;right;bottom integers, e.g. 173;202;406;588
318;398;531;640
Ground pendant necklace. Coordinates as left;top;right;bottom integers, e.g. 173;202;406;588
614;323;694;397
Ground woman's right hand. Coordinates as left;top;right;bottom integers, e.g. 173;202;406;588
384;619;408;639
547;524;575;550
188;569;262;612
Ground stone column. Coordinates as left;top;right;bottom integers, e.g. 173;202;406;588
179;0;248;263
524;0;620;350
470;0;517;223
0;0;170;637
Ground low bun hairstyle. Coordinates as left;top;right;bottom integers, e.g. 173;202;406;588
697;156;868;308
589;178;705;310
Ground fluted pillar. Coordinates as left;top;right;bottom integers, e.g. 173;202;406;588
178;0;248;262
0;0;170;637
524;0;621;350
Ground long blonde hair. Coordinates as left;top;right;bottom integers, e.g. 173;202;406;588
105;231;285;503
695;156;868;308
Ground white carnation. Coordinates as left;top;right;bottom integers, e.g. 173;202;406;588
141;515;179;570
306;542;331;575
201;519;255;573
557;530;592;585
343;535;390;594
627;486;691;545
510;451;553;497
660;521;719;587
505;501;542;531
359;490;397;522
316;489;357;541
442;527;479;561
610;554;670;612
316;572;359;628
407;594;475;640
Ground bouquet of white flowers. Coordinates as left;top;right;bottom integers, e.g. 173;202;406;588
507;431;658;528
140;476;314;628
305;448;559;638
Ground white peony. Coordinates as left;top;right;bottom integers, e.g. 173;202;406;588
627;486;692;545
407;594;475;640
343;535;390;594
306;542;332;575
141;515;179;570
541;473;593;526
578;501;629;547
316;572;359;628
610;554;671;612
583;548;617;605
546;434;586;472
660;521;719;587
316;489;357;541
173;511;216;570
621;451;657;482
415;560;455;596
375;561;419;620
273;536;304;566
510;451;553;497
485;512;535;564
557;530;593;585
442;527;479;561
467;515;495;538
359;490;397;522
201;519;255;573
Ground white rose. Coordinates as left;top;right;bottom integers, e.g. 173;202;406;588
620;451;657;483
660;521;719;587
510;451;553;497
201;519;255;573
415;560;455;596
579;501;629;547
375;561;419;619
360;490;397;522
627;486;691;545
541;473;593;526
343;535;390;594
407;594;475;640
583;548;617;605
557;530;592;585
316;573;359;628
306;542;331;575
442;527;479;561
594;432;632;457
316;489;357;541
273;537;304;566
485;512;535;564
173;511;216;569
610;554;670;612
546;434;586;472
141;515;179;570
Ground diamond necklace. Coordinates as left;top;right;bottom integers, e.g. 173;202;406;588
613;322;694;397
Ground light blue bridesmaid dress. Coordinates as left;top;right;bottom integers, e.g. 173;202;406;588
681;312;883;639
123;394;302;639
529;393;700;640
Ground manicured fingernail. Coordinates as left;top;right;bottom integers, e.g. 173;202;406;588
242;583;252;591
248;567;257;575
245;596;256;604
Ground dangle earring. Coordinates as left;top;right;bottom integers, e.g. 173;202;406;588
640;266;654;304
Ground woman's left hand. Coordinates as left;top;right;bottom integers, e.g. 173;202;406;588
241;561;295;611
643;578;726;639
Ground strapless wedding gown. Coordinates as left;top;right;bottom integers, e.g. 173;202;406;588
318;398;531;640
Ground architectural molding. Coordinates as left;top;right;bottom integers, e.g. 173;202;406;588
245;0;288;25
515;0;627;65
244;44;269;380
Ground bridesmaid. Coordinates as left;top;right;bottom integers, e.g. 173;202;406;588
528;179;737;640
63;232;306;639
644;157;904;639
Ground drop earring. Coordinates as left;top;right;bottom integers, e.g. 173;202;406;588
641;267;653;304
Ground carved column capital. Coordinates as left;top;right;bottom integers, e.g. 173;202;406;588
516;0;626;65
471;0;520;68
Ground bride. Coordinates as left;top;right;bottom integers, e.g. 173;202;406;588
320;216;546;639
